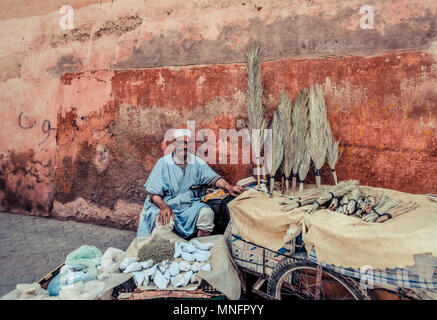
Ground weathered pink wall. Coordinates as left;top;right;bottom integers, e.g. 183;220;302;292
0;0;436;230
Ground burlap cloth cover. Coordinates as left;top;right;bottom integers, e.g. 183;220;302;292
101;234;241;300
228;186;437;269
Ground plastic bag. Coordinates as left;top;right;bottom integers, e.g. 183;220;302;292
65;245;102;268
47;274;61;296
100;247;125;273
59;280;105;300
59;261;98;288
16;283;48;300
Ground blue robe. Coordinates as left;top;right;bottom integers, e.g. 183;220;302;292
137;152;219;238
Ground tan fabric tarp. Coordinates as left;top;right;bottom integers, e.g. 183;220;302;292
228;186;437;269
228;187;307;250
101;234;241;300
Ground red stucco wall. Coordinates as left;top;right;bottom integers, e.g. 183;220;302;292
1;0;436;230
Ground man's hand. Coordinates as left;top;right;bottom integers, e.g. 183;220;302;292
151;194;175;225
157;203;175;225
227;185;244;197
215;177;245;197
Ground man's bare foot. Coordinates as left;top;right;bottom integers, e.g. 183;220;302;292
197;230;211;237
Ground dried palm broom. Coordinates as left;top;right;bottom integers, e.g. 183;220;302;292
326;131;342;185
345;187;361;215
308;180;360;213
279;187;324;207
359;191;383;214
297;137;311;196
280;166;285;193
308;85;329;188
278;91;293;194
362;195;398;222
246;41;268;188
353;198;366;217
351;195;375;217
269;110;283;194
280;187;326;212
376;200;419;223
291;89;310;195
335;194;349;213
328;197;340;211
354;209;364;218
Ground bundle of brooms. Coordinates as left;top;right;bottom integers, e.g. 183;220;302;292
297;137;312;196
269;109;283;194
246;41;268;188
375;200;419;223
278;91;293;194
278;176;418;223
280;187;326;211
291;89;310;196
307;180;360;213
325;188;418;223
326;127;342;185
308;85;329;189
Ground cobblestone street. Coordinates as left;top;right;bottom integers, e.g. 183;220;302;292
0;212;136;297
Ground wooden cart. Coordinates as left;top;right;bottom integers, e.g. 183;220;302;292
230;227;433;300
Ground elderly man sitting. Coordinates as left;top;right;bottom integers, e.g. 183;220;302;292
137;129;244;239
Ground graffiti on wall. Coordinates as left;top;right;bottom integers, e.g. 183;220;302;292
18;112;57;145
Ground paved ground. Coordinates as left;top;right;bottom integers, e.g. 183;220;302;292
0;211;136;297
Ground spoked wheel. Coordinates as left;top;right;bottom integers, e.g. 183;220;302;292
267;259;371;300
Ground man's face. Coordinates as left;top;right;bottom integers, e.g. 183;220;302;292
174;135;190;162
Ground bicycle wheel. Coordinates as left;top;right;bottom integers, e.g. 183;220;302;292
267;259;371;300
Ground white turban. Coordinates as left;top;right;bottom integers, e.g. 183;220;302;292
173;129;192;140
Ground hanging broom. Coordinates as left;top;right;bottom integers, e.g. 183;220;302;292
269;110;283;194
297;136;311;196
291;89;310;196
281;167;285;193
246;41;268;188
326;125;342;185
278;91;293;194
308;85;329;188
